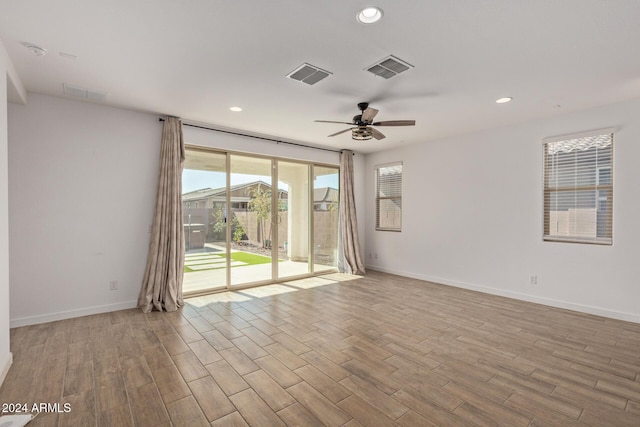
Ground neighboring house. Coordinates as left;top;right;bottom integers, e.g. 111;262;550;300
182;181;287;228
182;181;338;251
313;187;338;211
182;181;286;249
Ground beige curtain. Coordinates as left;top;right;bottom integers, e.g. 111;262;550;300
138;116;185;313
338;150;366;275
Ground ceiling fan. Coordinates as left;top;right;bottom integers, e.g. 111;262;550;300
315;102;415;140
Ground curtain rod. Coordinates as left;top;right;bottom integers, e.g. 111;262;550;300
159;118;347;154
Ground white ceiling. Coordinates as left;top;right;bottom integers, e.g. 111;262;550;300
2;0;640;154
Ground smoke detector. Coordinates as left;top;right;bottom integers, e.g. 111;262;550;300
22;42;47;56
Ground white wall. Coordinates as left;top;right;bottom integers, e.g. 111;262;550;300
0;41;13;385
184;124;341;165
365;98;640;323
8;94;161;326
8;95;365;326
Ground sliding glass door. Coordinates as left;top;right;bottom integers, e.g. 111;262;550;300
277;161;311;279
182;150;228;294
229;155;274;287
313;166;340;272
182;147;339;295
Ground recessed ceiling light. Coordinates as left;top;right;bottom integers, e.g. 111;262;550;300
357;7;384;24
229;106;242;112
496;97;513;104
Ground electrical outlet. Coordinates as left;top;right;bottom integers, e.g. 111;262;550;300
110;280;119;291
529;275;537;285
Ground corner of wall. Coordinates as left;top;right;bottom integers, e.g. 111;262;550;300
1;41;27;105
0;351;12;386
0;38;14;387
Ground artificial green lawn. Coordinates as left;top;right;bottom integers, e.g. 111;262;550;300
184;251;272;273
229;251;272;264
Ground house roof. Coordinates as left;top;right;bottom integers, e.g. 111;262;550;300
182;187;223;202
3;1;640;153
183;181;338;204
182;180;274;202
314;187;338;204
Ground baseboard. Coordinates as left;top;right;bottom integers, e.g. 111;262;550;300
0;351;12;387
366;264;640;324
10;300;138;328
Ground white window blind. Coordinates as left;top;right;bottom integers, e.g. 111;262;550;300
543;129;613;244
376;162;402;231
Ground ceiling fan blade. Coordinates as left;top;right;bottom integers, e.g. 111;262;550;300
328;128;353;137
371;128;386;140
315;120;353;125
361;107;379;123
372;120;416;126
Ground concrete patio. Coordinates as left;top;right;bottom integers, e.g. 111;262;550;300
183;245;337;294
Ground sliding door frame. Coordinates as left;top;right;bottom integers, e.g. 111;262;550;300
183;145;339;297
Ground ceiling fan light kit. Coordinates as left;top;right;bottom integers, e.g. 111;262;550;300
352;128;373;140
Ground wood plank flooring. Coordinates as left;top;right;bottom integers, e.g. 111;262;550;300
1;271;639;426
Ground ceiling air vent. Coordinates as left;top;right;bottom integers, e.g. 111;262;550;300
365;55;414;79
63;83;108;102
286;63;332;85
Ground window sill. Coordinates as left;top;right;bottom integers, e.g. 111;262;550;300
543;236;612;245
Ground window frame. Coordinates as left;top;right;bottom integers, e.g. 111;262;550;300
542;128;614;245
375;161;403;232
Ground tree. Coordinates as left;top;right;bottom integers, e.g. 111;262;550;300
248;187;272;248
232;220;246;243
212;204;246;243
211;205;226;238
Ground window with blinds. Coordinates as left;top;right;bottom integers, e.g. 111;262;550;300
375;162;402;231
543;129;613;244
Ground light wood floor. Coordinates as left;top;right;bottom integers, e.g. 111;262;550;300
1;271;639;426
